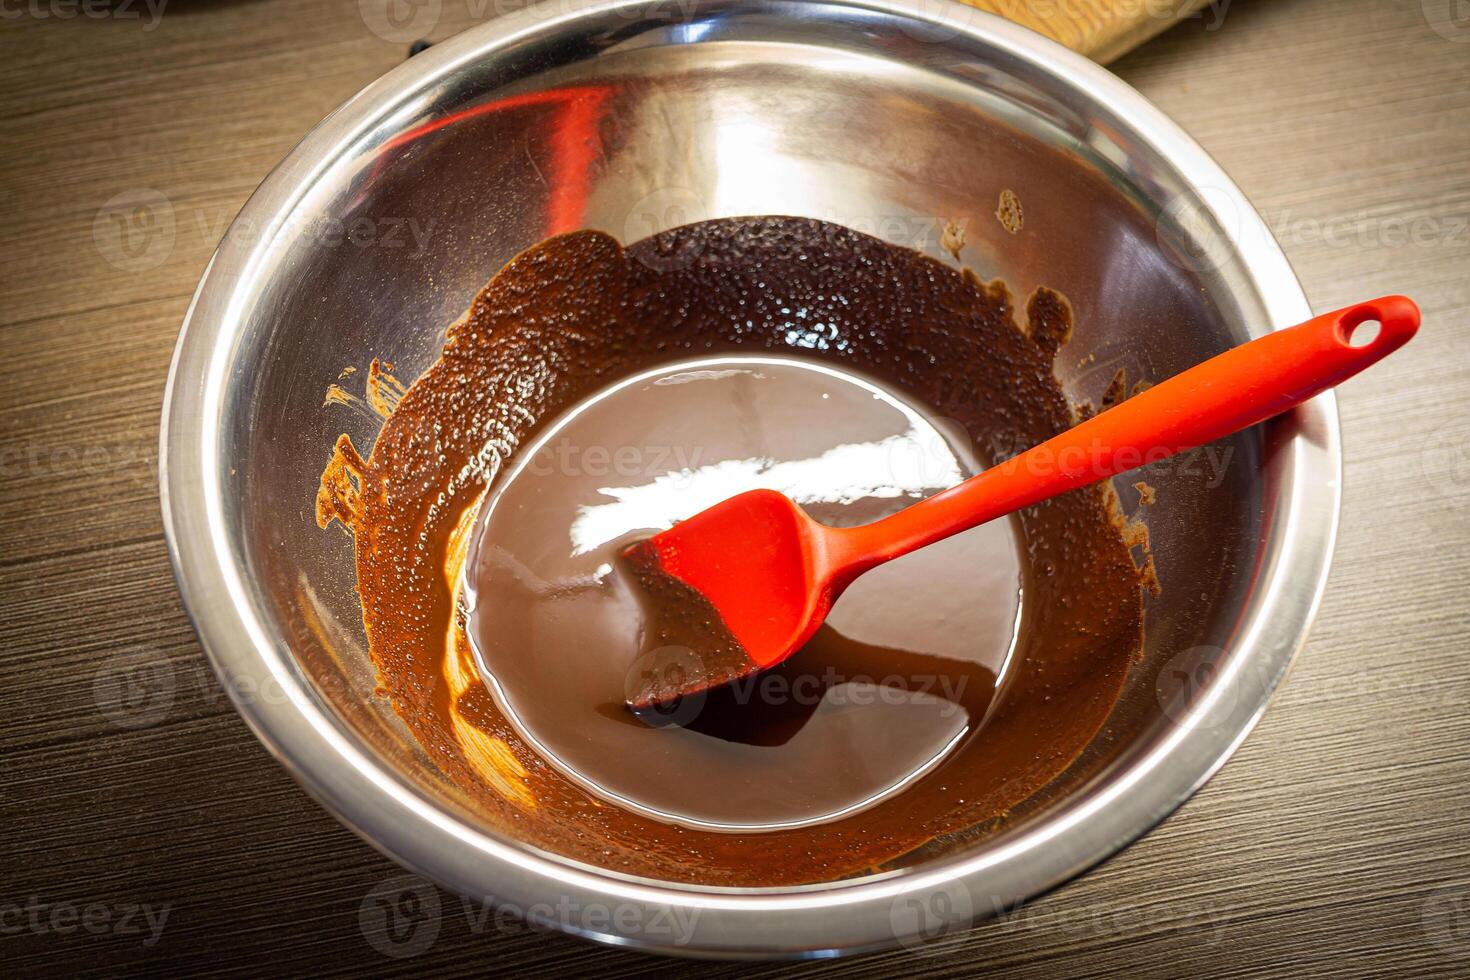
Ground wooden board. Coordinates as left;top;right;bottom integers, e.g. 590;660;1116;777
972;0;1215;62
2;0;1469;976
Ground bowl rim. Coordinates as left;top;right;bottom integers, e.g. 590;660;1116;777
159;0;1335;958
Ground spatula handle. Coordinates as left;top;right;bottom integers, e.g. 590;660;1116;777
841;296;1420;569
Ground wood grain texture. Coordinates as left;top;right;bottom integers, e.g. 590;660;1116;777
1;0;1468;975
968;0;1216;62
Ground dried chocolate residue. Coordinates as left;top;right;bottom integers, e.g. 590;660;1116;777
941;219;966;261
322;384;359;411
322;360;408;421
996;189;1024;234
1026;286;1074;356
1102;368;1128;411
366;359;407;419
315;433;365;531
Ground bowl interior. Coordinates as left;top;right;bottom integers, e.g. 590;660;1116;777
199;0;1311;909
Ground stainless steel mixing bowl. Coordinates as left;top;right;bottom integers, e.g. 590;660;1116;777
161;0;1333;957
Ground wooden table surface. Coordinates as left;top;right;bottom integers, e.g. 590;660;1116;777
3;0;1468;975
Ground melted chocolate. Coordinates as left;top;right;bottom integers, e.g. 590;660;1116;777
317;216;1146;885
465;356;1017;832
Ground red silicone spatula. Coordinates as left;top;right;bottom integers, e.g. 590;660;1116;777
623;296;1419;711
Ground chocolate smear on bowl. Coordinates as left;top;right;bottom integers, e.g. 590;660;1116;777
317;216;1150;886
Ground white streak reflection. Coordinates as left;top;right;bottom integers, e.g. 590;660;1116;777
569;427;963;556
